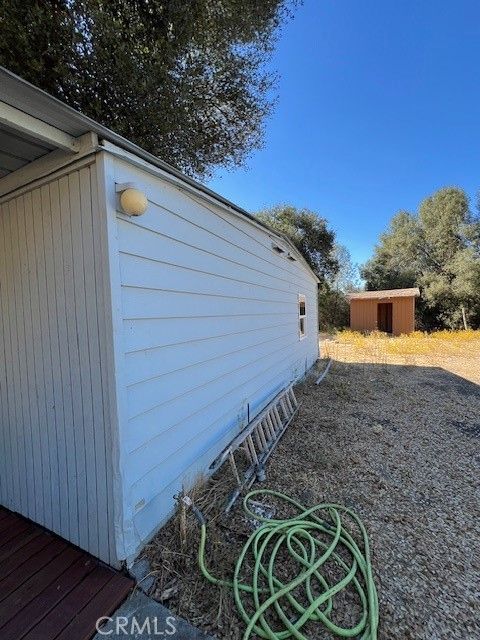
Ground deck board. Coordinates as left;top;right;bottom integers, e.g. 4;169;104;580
0;539;69;606
0;531;52;580
0;518;34;547
21;568;114;640
0;507;133;640
55;575;133;640
0;526;42;562
0;555;96;640
0;512;21;534
0;526;41;562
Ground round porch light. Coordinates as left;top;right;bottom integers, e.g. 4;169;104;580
120;188;148;216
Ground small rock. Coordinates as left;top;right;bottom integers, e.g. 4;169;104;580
129;557;156;594
159;581;179;602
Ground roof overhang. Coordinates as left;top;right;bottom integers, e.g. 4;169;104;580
347;288;421;301
0;101;80;154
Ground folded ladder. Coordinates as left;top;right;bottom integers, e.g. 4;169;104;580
210;385;300;511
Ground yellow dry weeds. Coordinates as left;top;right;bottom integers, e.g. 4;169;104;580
322;329;480;384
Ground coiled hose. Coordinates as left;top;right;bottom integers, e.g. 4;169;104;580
193;489;378;640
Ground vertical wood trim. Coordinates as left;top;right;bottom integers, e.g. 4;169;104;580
59;173;83;546
36;185;58;530
23;190;45;523
15;195;36;520
50;177;78;543
79;166;100;558
10;198;30;515
90;162;116;565
46;179;70;536
39;183;61;531
4;201;23;510
0;209;14;507
31;187;55;526
95;153;125;566
0;158;116;565
68;170;91;552
0;213;7;505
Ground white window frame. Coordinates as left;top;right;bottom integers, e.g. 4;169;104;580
298;294;306;340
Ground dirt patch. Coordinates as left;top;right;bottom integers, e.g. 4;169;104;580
145;355;480;639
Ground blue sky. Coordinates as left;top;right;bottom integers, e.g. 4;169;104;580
207;0;480;266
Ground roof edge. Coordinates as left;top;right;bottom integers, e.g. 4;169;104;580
0;66;320;283
347;288;421;300
101;140;320;282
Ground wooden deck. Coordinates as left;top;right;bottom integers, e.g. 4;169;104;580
0;507;133;640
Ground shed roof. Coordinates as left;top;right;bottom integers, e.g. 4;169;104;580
0;66;319;281
348;288;420;300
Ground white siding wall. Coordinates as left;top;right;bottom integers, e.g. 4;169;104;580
106;153;319;561
0;159;116;565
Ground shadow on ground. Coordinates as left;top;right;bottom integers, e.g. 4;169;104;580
144;359;479;640
285;360;479;640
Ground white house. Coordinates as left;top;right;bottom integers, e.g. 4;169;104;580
0;67;319;567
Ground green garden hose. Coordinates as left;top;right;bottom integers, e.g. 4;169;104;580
193;489;378;640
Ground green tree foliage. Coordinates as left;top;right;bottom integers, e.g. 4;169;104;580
318;244;360;329
360;211;418;291
256;205;338;282
256;205;347;330
0;0;298;178
362;187;480;329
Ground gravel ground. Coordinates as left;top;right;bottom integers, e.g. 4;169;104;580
146;353;480;639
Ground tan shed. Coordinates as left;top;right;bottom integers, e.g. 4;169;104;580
348;288;420;336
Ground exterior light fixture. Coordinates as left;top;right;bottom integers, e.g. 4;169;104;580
116;182;148;216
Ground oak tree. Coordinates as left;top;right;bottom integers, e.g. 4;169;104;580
362;187;480;329
0;0;298;177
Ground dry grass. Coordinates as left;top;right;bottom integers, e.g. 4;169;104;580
145;332;480;639
322;330;480;384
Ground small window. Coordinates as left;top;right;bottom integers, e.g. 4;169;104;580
298;294;306;339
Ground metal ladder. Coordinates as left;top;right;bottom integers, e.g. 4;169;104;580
210;385;300;511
